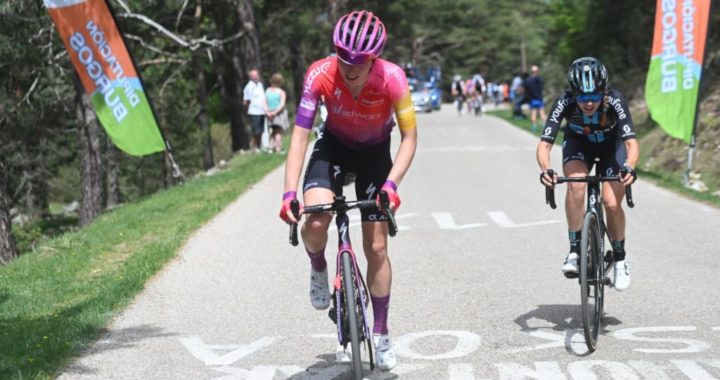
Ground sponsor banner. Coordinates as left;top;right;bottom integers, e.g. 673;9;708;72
45;0;165;156
645;0;711;143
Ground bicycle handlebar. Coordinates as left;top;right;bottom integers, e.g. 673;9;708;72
288;191;399;246
544;172;635;210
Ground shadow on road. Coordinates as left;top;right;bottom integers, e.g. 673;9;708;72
287;353;399;380
514;304;622;356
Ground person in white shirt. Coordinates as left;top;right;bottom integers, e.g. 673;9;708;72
243;69;267;153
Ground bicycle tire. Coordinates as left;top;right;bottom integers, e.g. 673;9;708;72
341;251;363;379
580;212;603;352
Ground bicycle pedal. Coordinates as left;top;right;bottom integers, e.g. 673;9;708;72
564;272;579;279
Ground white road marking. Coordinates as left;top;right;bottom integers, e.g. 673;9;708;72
311;333;337;339
495;361;566;380
432;212;488;230
506;330;586;354
417;146;536;153
179;337;277;366
487;211;560;228
671;359;720;380
449;363;490;380
209;365;306;380
394;330;481;360
613;326;711;354
567;360;640;380
628;361;677;380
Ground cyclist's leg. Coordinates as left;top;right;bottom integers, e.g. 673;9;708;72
562;137;592;272
301;133;345;308
600;138;629;255
600;138;631;289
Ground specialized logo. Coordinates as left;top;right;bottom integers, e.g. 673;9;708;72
365;183;377;200
339;224;348;240
304;61;331;95
334;87;342;99
333;165;342;179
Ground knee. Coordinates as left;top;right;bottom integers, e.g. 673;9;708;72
304;215;330;235
567;183;586;199
603;197;622;214
363;239;388;263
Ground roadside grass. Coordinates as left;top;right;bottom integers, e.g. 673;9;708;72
0;151;286;379
488;109;720;207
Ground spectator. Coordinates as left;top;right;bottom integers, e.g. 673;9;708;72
243;68;267;153
511;72;526;119
266;73;289;154
525;65;547;131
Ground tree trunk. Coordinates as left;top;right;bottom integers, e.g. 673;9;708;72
237;0;262;72
75;85;103;227
194;0;214;170
20;138;49;220
0;161;18;264
289;42;305;109
213;1;249;152
104;136;120;208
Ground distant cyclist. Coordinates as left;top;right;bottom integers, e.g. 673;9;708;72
536;57;639;291
279;10;417;370
451;74;466;116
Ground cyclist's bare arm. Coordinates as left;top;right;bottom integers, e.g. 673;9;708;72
387;127;417;186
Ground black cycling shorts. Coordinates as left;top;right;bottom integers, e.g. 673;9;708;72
562;133;627;176
303;131;392;222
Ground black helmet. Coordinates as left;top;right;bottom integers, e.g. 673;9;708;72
567;57;608;94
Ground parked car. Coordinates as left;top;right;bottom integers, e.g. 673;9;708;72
409;79;433;113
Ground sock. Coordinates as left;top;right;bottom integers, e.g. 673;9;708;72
612;240;626;261
569;230;582;254
371;294;390;334
306;247;326;271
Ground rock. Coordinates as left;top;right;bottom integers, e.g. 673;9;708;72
205;167;220;177
685;179;708;192
713;190;720;197
12;213;30;226
218;160;228;169
63;201;80;215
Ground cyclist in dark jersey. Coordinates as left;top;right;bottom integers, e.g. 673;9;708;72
536;57;639;291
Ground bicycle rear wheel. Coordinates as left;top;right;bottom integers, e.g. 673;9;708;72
341;251;363;379
580;212;604;352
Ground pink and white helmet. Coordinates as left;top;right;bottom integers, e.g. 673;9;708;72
333;10;386;66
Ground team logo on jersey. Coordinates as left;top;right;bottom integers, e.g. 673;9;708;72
304;61;331;95
331;104;381;120
334;87;342;99
360;98;384;106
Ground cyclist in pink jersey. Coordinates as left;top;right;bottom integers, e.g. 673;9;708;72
279;10;417;371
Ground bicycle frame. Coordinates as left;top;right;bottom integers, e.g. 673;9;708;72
332;209;372;348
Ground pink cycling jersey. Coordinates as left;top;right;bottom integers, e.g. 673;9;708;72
295;57;416;148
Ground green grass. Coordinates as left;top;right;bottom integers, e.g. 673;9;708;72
0;152;286;379
488;109;720;207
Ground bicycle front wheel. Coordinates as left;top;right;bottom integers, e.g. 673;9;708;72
341;251;363;379
580;212;604;352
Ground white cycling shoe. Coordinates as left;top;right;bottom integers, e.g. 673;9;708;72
562;253;579;276
309;267;331;310
373;334;397;371
335;344;352;362
611;260;631;291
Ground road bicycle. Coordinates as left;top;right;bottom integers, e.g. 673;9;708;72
544;168;634;352
289;192;398;379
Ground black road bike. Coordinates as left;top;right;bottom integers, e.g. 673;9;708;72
544;168;634;352
289;192;398;379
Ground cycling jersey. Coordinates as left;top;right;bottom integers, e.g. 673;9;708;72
541;89;636;144
295;57;416;148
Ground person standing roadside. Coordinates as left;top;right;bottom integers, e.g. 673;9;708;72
266;73;289;153
525;65;547;131
243;68;267;153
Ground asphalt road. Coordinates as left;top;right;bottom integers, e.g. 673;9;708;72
60;105;720;380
